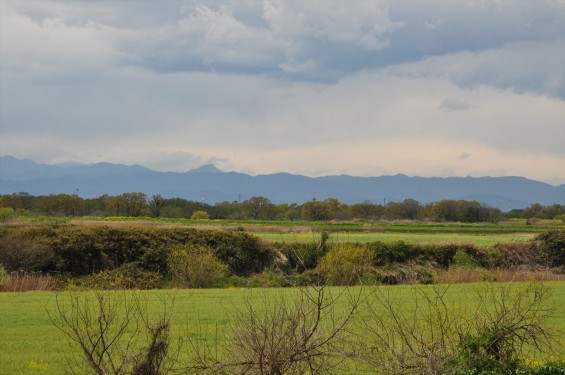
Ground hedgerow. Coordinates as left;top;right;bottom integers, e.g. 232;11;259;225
0;225;273;277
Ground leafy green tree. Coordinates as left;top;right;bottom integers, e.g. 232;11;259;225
242;196;276;220
301;200;333;221
121;192;148;217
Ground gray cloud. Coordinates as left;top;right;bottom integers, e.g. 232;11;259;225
4;0;563;91
439;98;472;112
0;0;564;184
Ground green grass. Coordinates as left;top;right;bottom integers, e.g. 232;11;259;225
255;231;536;247
19;215;563;234
1;282;564;374
14;216;560;249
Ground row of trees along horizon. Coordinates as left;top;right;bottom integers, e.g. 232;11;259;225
1;192;563;223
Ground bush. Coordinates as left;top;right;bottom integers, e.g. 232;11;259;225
535;231;565;268
0;225;273;277
190;210;209;220
369;241;471;268
78;264;164;290
0;233;55;272
0;264;7;289
276;242;326;272
200;231;273;276
319;244;375;285
372;240;411;265
453;283;558;373
453;248;481;270
0;207;15;222
167;244;227;288
489;242;540;269
358;282;558;375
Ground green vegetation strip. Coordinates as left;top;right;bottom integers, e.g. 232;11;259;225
1;282;564;375
20;216;564;234
256;231;536;247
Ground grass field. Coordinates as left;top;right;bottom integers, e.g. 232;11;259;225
1;282;564;374
24;216;563;234
254;231;536;247
15;215;560;249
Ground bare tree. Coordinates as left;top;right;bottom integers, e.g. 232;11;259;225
357;282;560;375
191;285;360;375
48;290;178;375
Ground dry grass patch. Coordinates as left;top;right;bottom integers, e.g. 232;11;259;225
2;272;57;292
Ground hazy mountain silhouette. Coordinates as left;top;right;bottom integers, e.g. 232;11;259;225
0;155;563;210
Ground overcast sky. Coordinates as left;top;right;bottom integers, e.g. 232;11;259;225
1;0;564;184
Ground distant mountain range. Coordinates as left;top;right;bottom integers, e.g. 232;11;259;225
0;155;563;210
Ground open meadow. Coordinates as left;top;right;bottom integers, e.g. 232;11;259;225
1;282;564;374
1;218;564;373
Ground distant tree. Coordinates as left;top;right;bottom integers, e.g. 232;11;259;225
1;192;35;211
523;203;544;219
542;204;564;219
324;198;350;220
301;200;333;221
398;199;421;220
121;192;147;217
148;194;166;217
432;200;464;222
211;201;243;220
36;194;82;216
351;201;383;221
243;196;276;220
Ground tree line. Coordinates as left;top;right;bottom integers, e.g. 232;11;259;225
0;192;563;222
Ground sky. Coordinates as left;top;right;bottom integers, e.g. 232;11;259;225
1;0;564;185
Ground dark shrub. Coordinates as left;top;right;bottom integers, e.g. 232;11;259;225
369;241;474;269
0;233;55;272
490;242;540;269
193;231;273;276
535;231;565;268
276;242;326;272
0;225;273;277
371;241;411;265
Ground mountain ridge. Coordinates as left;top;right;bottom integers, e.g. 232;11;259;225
0;155;563;210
